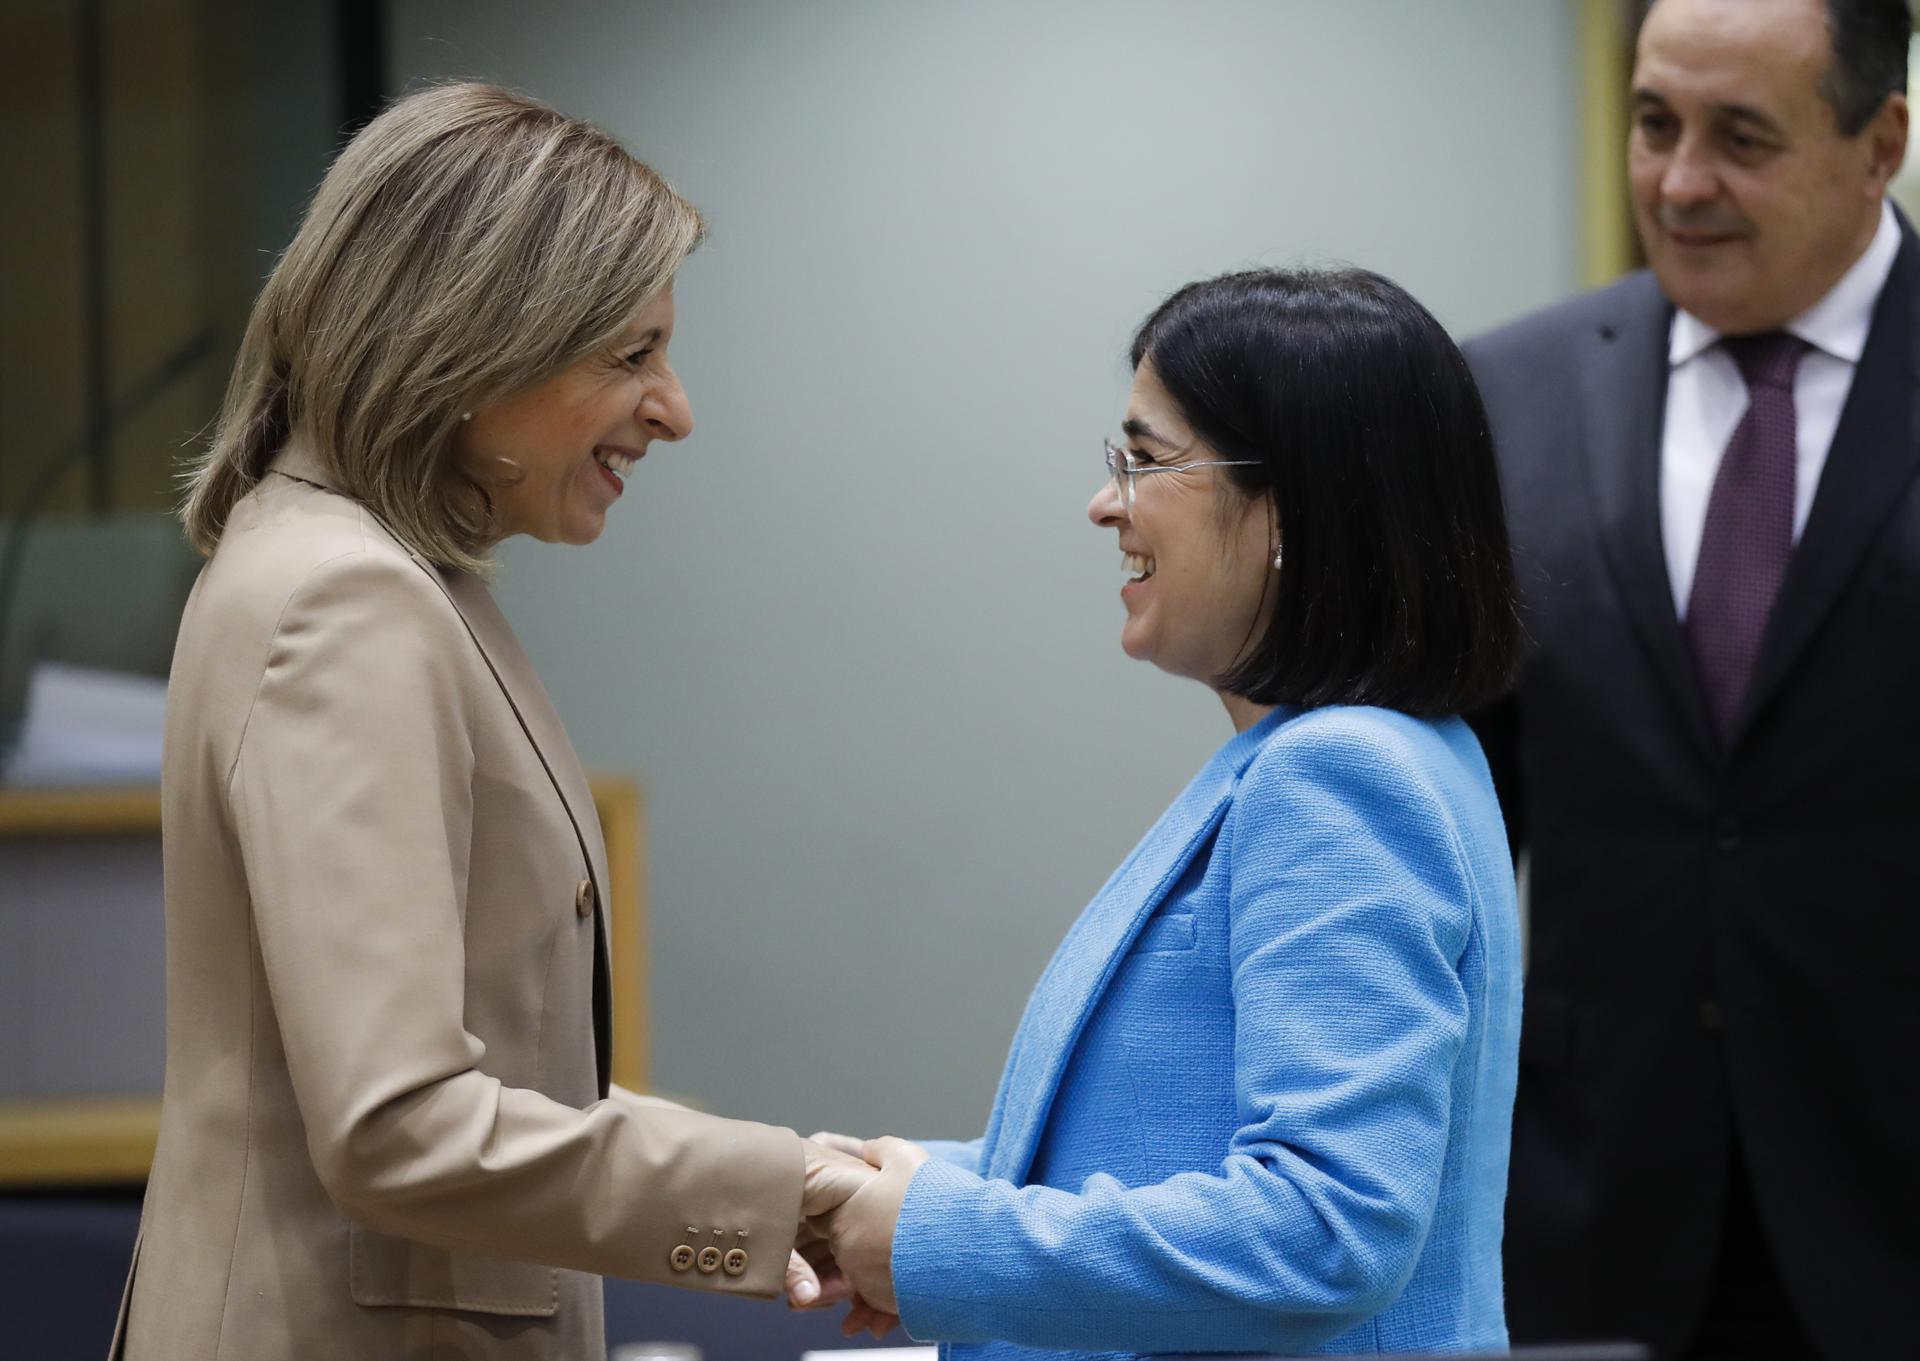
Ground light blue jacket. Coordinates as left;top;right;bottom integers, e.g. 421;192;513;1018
893;705;1522;1359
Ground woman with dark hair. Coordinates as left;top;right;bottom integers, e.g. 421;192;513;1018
812;268;1526;1357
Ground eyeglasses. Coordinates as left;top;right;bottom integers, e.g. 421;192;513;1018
1102;439;1259;511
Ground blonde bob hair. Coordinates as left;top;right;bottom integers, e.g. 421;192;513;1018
182;82;704;574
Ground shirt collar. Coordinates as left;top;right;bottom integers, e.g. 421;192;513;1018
1668;198;1899;368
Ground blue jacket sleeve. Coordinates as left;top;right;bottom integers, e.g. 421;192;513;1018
890;719;1476;1353
915;1137;984;1174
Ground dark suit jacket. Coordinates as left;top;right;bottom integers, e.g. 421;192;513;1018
1464;223;1920;1360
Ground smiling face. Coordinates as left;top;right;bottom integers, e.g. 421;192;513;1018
456;288;692;545
1629;0;1904;334
1086;359;1274;687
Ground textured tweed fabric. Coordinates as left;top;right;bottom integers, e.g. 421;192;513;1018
892;706;1523;1360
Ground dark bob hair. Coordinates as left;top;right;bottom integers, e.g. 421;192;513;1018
1130;267;1521;717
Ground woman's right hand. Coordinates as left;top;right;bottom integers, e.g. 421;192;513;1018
791;1138;877;1310
801;1132;901;1338
801;1136;877;1216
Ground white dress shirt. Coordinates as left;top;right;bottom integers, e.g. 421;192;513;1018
1661;199;1900;616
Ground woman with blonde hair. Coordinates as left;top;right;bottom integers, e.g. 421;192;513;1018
118;83;866;1361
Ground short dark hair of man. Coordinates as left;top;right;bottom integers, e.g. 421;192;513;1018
1641;0;1911;135
1129;267;1523;718
1822;0;1912;133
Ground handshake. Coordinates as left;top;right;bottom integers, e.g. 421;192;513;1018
786;1131;932;1340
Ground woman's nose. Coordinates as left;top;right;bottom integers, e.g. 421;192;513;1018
641;367;693;441
1088;477;1126;528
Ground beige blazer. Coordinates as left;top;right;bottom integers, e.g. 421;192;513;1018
117;442;804;1361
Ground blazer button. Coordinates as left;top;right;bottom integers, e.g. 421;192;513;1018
575;878;596;918
722;1247;749;1276
696;1245;722;1274
669;1244;695;1272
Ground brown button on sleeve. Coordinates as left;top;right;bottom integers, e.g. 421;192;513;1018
669;1244;695;1272
722;1247;749;1276
696;1245;722;1274
575;877;596;918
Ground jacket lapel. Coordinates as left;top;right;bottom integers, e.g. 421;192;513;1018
427;569;615;1094
982;711;1290;1185
269;439;611;893
267;437;617;1091
1579;276;1719;762
1731;225;1920;747
430;571;611;894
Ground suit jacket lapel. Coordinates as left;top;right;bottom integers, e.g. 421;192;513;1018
982;712;1289;1185
1731;225;1920;746
269;440;612;893
268;437;618;1090
428;570;611;892
421;567;616;1092
1580;276;1719;762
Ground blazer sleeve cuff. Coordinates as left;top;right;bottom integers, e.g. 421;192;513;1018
602;1091;805;1298
891;1156;992;1342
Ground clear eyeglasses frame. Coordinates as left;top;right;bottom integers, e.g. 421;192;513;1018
1102;439;1260;511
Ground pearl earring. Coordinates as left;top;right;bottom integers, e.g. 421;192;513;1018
460;411;472;422
1272;546;1284;570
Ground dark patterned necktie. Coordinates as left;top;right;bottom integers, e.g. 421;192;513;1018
1686;332;1809;737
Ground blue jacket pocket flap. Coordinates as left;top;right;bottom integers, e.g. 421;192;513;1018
1130;911;1197;954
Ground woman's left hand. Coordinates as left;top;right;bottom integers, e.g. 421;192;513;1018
812;1136;930;1314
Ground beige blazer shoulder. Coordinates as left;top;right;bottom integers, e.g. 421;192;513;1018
120;446;803;1361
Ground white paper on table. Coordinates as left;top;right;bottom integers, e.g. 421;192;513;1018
3;661;167;787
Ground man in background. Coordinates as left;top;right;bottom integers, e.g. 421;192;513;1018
1466;0;1919;1356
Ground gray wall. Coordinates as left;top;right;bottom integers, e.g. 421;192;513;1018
387;0;1581;1140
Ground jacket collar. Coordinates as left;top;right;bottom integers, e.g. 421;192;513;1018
981;708;1293;1184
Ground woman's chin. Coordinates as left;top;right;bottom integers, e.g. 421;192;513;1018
557;509;609;546
1118;624;1154;663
